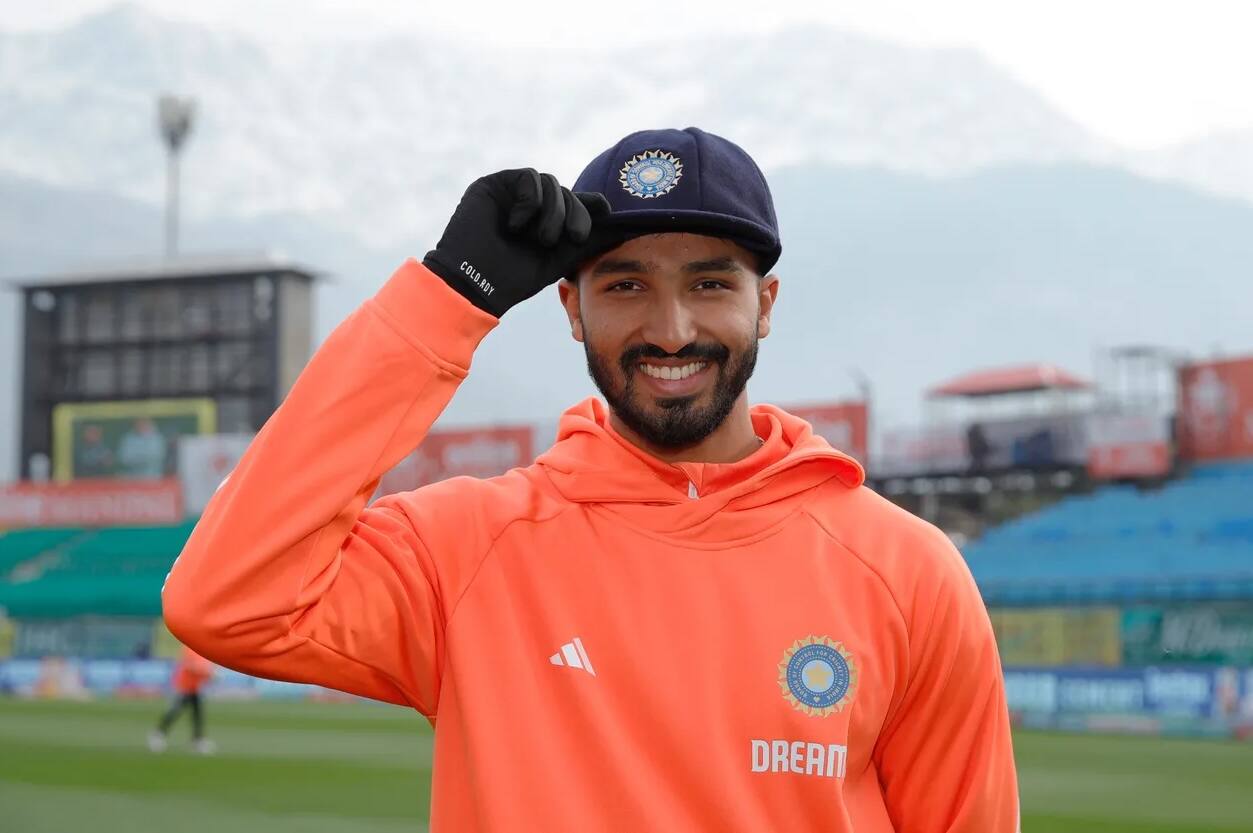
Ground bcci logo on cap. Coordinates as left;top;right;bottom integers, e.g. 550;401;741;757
778;636;857;717
619;150;683;199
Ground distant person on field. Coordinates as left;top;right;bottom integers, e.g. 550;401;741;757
149;645;215;754
118;417;168;478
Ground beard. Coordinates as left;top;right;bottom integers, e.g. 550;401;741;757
584;333;759;450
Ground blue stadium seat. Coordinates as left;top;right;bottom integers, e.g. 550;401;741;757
963;461;1253;604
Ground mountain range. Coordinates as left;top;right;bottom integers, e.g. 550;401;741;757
1;4;1250;478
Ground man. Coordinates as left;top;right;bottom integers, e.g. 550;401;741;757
148;644;215;754
74;424;114;478
164;128;1018;830
117;418;167;478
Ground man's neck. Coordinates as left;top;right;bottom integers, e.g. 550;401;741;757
609;397;760;465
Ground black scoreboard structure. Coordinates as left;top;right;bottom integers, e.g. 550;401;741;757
13;256;317;480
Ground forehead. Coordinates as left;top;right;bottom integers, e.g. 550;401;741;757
581;232;757;275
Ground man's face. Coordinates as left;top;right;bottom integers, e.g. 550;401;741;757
560;233;779;450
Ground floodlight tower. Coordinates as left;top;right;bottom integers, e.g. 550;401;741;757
157;94;196;259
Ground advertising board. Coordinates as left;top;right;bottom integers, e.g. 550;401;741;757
1004;666;1253;723
0;479;183;527
785;402;869;465
0;658;323;700
1122;604;1253;666
178;433;253;514
1179;356;1253;461
1086;412;1171;479
990;607;1121;667
377;425;534;496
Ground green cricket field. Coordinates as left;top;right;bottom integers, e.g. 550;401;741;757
0;698;1250;831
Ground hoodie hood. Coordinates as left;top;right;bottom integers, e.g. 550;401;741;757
535;398;864;541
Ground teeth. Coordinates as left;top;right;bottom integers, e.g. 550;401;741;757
640;362;707;380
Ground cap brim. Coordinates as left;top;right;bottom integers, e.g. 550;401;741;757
573;209;781;275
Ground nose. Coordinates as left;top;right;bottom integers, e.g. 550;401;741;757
639;293;698;355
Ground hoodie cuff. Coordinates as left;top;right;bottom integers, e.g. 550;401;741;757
370;258;499;372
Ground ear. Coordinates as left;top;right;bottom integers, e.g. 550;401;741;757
557;278;584;342
756;273;780;339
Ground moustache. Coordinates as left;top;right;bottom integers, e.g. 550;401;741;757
618;343;730;375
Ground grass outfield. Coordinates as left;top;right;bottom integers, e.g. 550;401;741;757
1;698;1251;832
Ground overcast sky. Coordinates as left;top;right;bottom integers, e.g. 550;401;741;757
6;0;1253;151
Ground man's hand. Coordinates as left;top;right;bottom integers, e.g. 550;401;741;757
423;169;611;318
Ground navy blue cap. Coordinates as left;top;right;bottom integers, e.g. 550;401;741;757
572;127;782;273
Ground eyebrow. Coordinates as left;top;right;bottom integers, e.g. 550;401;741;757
682;257;743;274
590;255;746;277
592;258;651;276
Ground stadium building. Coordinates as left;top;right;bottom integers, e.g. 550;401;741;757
14;255;317;481
1;256;315;671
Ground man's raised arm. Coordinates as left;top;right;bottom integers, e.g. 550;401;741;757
163;259;495;711
162;171;608;713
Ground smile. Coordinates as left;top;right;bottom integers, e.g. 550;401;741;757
639;362;707;381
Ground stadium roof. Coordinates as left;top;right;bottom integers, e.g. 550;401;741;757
927;363;1092;399
4;251;324;289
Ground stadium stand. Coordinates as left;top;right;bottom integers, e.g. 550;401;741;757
0;528;80;576
0;521;196;618
964;461;1253;604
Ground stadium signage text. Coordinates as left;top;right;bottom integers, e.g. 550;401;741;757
0;479;183;528
1004;667;1229;720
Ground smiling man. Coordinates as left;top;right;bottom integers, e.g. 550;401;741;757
567;233;772;463
163;128;1018;831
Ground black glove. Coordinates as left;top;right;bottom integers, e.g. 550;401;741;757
423;169;611;318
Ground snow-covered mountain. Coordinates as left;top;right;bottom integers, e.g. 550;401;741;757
1132;127;1253;207
3;4;1251;483
1;4;1116;248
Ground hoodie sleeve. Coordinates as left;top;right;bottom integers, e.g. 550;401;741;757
161;260;497;714
873;527;1020;832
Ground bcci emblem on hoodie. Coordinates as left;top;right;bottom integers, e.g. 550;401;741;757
778;636;858;716
619;150;683;199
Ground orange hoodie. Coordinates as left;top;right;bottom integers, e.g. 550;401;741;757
163;259;1018;832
